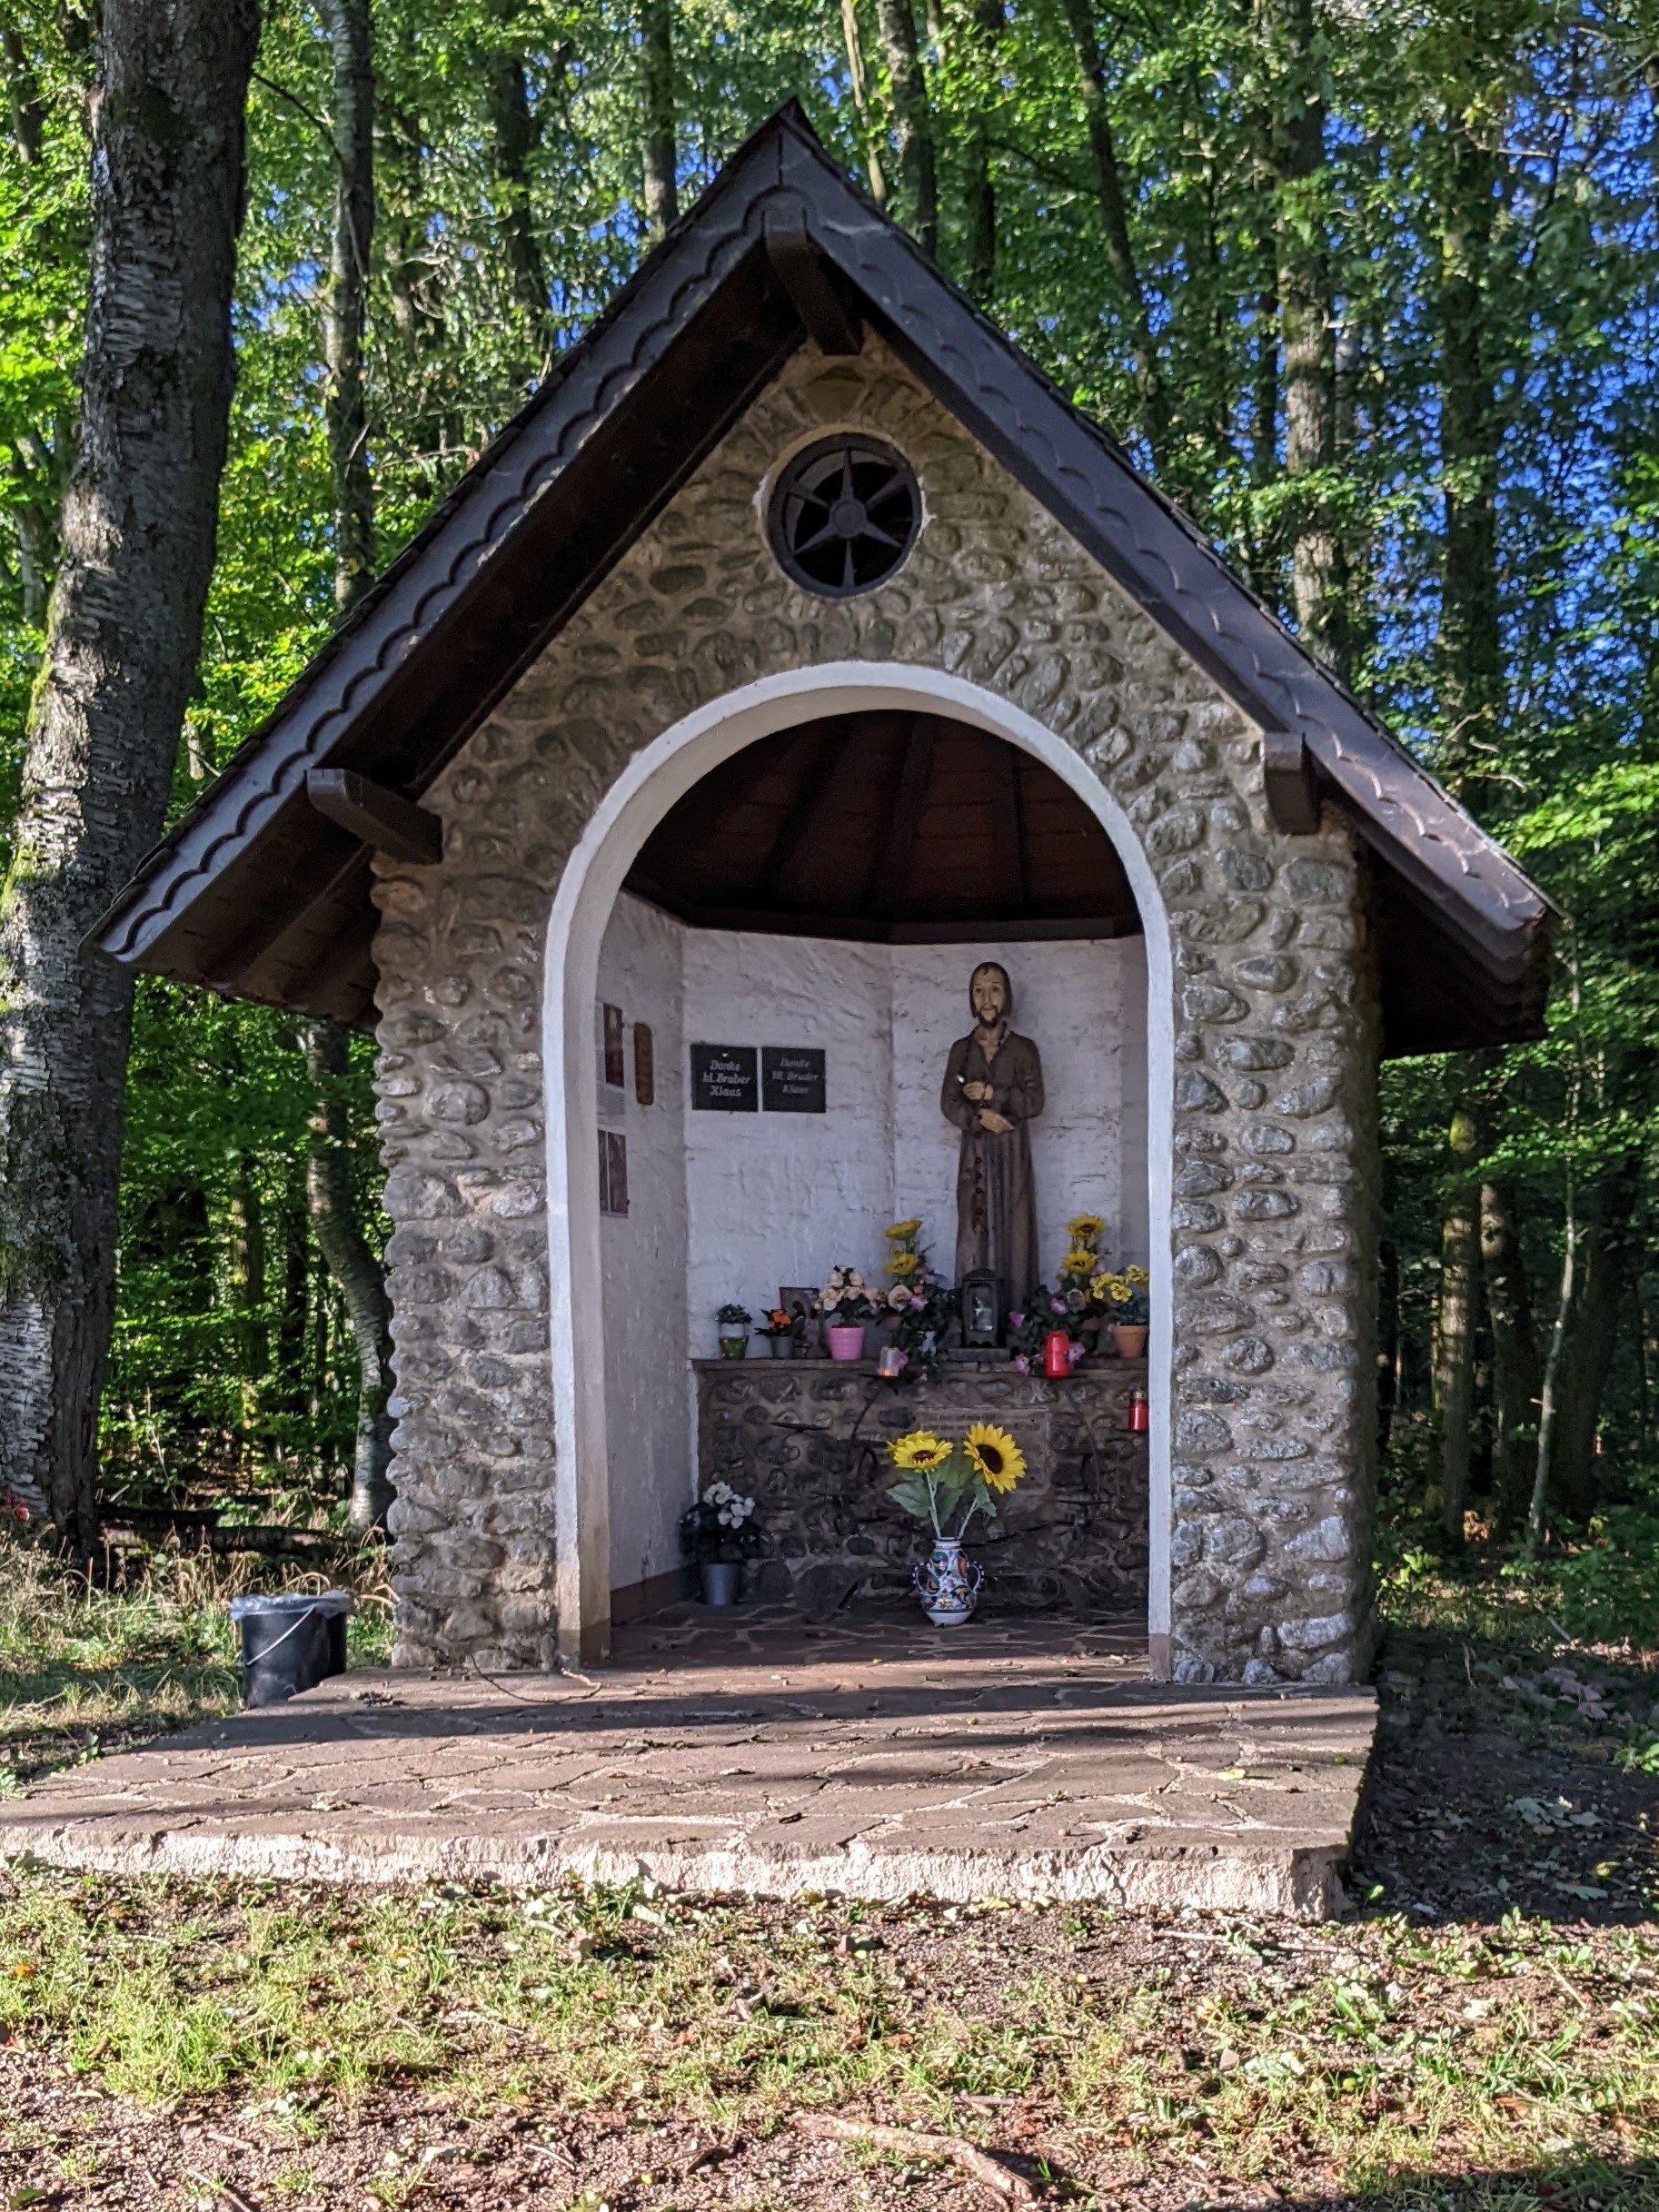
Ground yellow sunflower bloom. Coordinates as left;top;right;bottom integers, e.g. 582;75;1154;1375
889;1432;951;1471
887;1251;922;1276
1061;1245;1098;1275
964;1422;1026;1493
1066;1214;1105;1241
884;1218;922;1239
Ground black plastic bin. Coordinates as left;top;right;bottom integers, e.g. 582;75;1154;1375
230;1590;353;1708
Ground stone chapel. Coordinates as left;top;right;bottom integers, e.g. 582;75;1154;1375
99;105;1551;1686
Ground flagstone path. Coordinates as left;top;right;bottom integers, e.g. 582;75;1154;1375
1;1607;1375;1919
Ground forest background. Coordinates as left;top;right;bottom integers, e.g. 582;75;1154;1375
0;0;1655;1627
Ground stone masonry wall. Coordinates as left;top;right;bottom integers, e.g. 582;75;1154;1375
696;1358;1150;1618
371;336;1382;1685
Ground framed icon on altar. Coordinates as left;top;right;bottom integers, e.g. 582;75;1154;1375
779;1285;820;1356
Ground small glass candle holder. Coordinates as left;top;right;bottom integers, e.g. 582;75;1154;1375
877;1344;907;1378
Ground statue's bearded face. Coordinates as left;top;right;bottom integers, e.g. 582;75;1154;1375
971;967;1008;1027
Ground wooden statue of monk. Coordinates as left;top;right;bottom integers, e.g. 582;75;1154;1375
940;961;1044;1299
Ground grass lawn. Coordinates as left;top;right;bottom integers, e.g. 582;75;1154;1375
0;1541;1654;2209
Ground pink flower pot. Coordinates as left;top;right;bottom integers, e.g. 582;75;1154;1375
826;1323;867;1363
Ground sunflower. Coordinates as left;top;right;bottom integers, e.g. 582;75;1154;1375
889;1431;951;1471
885;1218;922;1240
964;1422;1026;1493
1066;1214;1105;1241
1060;1245;1098;1276
887;1250;922;1276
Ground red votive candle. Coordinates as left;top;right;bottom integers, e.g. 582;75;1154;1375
1043;1329;1071;1378
1128;1387;1149;1433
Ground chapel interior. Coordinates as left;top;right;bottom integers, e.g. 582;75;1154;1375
591;710;1152;1625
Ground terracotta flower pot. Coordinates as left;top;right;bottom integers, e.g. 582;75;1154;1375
1110;1324;1149;1359
826;1323;867;1363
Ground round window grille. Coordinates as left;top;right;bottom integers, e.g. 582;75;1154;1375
768;435;919;598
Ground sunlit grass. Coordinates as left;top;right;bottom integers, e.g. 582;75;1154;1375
0;1538;392;1788
0;1873;1653;2197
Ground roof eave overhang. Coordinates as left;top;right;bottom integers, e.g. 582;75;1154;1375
95;104;1554;1055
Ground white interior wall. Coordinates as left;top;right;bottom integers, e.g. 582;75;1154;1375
593;892;1149;1592
594;895;690;1596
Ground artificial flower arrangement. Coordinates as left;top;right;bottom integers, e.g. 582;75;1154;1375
678;1479;761;1564
759;1305;795;1340
1090;1265;1150;1325
885;1423;1027;1537
816;1264;882;1323
1004;1286;1083;1373
879;1218;959;1383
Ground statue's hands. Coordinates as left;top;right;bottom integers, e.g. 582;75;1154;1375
962;1079;992;1103
979;1108;1012;1135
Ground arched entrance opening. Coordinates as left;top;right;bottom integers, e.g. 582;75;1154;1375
542;668;1175;1668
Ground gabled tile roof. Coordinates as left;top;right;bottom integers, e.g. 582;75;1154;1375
96;103;1551;1052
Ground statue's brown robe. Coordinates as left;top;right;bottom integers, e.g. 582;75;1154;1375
940;1027;1044;1299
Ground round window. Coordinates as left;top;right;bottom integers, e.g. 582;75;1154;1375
768;434;920;598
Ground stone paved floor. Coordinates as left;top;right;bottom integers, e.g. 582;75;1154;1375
0;1605;1376;1919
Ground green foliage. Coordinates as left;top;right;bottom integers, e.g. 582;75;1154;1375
0;0;1652;1562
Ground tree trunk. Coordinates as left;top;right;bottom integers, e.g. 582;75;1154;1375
321;0;374;615
1260;0;1346;670
0;0;259;1554
840;0;889;206
1376;1232;1399;1456
961;0;1002;303
876;0;938;260
0;23;42;164
1435;1104;1480;1549
1553;1158;1641;1521
1058;0;1168;467
1480;1177;1541;1534
303;1022;392;1533
1437;122;1502;789
1528;1185;1578;1553
484;10;551;362
641;0;677;240
226;1154;266;1409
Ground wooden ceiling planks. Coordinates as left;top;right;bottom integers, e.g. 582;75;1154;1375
624;711;1141;943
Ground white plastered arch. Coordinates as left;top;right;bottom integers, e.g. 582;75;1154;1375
541;663;1176;1667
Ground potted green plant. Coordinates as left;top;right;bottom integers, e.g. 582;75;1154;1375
679;1481;760;1604
715;1303;752;1358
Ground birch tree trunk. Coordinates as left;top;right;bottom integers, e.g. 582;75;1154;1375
840;0;889;206
876;0;938;261
641;0;677;240
0;0;259;1552
321;0;374;612
303;1022;393;1533
1435;1104;1480;1549
1060;0;1168;467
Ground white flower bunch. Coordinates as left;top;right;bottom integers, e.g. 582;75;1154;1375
819;1264;875;1317
701;1481;754;1530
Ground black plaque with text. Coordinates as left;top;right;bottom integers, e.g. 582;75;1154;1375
690;1043;758;1111
762;1045;826;1114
